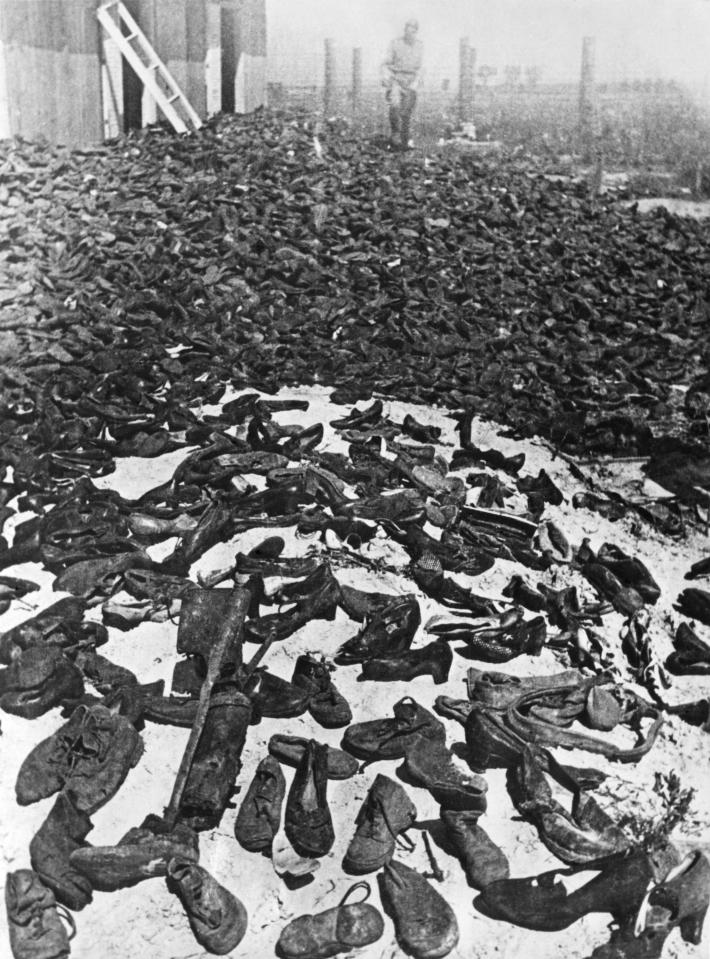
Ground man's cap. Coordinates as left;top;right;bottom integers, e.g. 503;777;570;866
405;18;419;30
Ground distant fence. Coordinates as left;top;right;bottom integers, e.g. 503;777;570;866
268;72;710;169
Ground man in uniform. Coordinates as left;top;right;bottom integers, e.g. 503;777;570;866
382;19;423;151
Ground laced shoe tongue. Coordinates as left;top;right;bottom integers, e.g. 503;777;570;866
185;875;222;930
393;699;418;727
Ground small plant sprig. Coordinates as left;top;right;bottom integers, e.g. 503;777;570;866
618;771;695;851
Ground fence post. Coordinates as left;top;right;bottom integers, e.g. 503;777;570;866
205;0;222;117
579;35;596;161
352;47;362;118
459;37;475;124
324;38;335;115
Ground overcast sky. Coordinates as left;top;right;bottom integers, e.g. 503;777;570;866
266;0;710;88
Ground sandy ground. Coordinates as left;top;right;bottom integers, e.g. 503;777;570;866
0;386;708;959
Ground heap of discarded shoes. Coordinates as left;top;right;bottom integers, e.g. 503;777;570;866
2;378;708;959
0;112;709;959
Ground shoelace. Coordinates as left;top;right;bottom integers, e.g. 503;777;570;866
20;900;76;942
358;793;413;850
49;708;112;775
180;868;222;930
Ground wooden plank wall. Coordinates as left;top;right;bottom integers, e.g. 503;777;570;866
223;0;266;114
0;0;266;146
0;0;103;146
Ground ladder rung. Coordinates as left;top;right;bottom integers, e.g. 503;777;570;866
167;94;180;103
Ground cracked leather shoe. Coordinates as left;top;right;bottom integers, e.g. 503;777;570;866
359;640;452;685
277;881;384;959
0;647;84;720
16;703;143;813
6;869;74;959
379;859;460;959
246;668;311;719
440;810;509;889
29;793;93;911
475;844;680;931
666;622;710;675
343;774;417;874
285;739;335;859
342;696;446;762
404;738;487;812
235;755;285;852
291;654;352;728
166;858;247;955
70;815;198;891
269;734;358;780
336;596;421;665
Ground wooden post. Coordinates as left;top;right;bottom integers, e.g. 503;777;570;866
205;0;221;116
100;3;124;139
0;23;11;138
324;38;335;115
352;47;362;117
459;37;475;124
579;35;596;162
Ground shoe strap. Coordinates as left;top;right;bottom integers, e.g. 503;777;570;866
633;851;698;936
56;904;77;942
339;881;371;908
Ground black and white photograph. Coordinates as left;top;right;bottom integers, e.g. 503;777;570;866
0;2;709;958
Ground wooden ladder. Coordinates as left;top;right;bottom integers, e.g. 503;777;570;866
96;0;202;135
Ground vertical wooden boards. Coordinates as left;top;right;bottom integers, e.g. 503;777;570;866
0;0;102;146
100;2;124;139
227;0;266;114
185;0;207;117
0;16;12;139
205;0;221;117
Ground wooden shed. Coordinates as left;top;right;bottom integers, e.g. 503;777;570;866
0;0;267;147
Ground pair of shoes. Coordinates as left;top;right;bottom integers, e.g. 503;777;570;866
336;596;421;664
277;881;384;958
16;703;144;814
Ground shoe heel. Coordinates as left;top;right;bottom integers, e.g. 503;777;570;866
431;643;453;685
680;906;707;945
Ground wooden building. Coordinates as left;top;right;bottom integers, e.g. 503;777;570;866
0;0;267;146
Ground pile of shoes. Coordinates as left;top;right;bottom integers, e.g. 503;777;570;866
0;113;709;474
0;111;709;959
2;381;708;959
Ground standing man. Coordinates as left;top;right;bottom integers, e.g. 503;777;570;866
382;19;423;151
